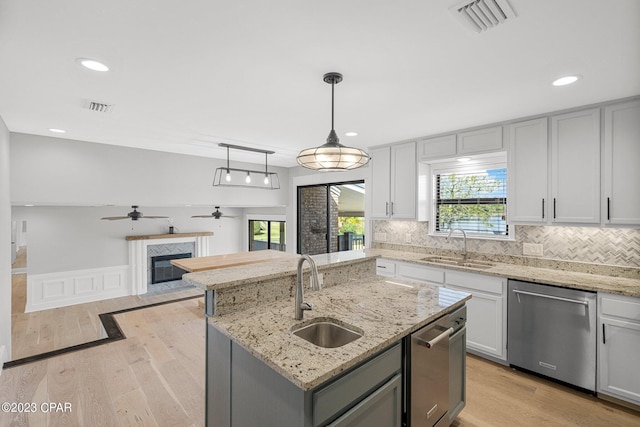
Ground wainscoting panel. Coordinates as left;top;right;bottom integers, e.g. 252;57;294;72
26;265;130;312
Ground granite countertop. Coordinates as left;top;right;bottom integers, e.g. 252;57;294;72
208;275;470;391
184;250;374;291
367;248;640;297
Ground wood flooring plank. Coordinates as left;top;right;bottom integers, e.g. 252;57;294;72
75;348;121;427
46;351;82;426
130;359;190;427
112;389;159;427
157;359;204;426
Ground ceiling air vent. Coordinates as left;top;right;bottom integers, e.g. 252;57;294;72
450;0;517;33
85;100;114;113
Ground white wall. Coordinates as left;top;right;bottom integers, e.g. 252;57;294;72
0;117;11;369
12;205;244;275
10;133;289;207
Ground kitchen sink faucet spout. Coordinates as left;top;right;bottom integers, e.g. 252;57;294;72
295;254;321;320
447;228;468;260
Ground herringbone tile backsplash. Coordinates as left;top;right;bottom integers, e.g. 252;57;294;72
371;221;640;267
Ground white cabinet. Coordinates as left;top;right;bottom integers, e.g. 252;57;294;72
418;126;503;161
603;100;640;225
445;270;507;361
458;126;503;155
375;258;397;277
370;142;416;219
375;258;507;362
550;108;601;224
418;134;457;160
508;118;549;223
597;293;640;407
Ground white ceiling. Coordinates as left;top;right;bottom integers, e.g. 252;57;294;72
1;0;638;167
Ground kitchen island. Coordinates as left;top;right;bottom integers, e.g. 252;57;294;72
184;251;470;426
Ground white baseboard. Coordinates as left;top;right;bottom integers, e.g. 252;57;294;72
25;265;130;312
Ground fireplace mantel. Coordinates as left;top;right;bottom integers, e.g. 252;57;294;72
126;232;213;241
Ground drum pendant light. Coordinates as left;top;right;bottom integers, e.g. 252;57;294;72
297;72;370;171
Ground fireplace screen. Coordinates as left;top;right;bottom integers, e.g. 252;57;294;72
151;253;191;284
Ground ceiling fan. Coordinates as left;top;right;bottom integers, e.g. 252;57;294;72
192;206;237;219
101;206;169;221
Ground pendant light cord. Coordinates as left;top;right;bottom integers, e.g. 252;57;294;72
331;80;335;131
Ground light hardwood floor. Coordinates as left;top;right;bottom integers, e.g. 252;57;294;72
1;298;206;427
10;247;202;360
2;297;639;426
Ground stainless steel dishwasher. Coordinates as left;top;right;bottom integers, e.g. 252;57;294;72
508;280;597;392
406;315;453;427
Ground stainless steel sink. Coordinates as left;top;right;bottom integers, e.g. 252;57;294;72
291;318;363;348
421;256;494;269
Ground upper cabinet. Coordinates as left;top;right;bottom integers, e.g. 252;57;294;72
508;118;549;223
550;108;601;224
603;100;640;225
370;142;416;220
419;126;503;161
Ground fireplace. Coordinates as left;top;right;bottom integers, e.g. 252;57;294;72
151;253;191;284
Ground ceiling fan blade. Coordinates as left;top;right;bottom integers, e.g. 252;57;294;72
221;215;238;218
141;216;169;219
192;215;216;218
100;216;129;220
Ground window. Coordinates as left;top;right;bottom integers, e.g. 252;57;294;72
432;157;508;237
249;220;286;251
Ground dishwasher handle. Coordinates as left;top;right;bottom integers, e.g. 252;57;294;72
414;327;454;348
512;289;588;306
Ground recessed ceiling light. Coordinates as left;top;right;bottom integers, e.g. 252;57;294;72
77;58;109;72
552;75;582;86
457;157;471;163
345;132;358;137
24;204;34;207
48;128;66;133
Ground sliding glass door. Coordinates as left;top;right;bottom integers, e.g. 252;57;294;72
297;181;365;255
249;220;286;251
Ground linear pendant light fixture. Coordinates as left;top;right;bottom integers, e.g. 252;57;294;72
297;72;370;171
213;143;280;189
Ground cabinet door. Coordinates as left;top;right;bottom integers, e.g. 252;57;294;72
418;134;457;160
390;141;416;219
599;318;640;405
370;146;391;219
603;100;640;225
550;109;601;224
327;374;402;427
458;126;503;155
376;258;397;277
508;118;548;223
447;285;505;360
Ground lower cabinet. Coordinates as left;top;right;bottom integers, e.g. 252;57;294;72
376;259;507;362
327;374;402;427
597;293;640;406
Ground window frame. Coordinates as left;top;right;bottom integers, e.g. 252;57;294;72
428;154;512;241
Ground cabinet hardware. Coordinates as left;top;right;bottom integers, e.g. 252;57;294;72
607;197;611;221
414;327;454;348
391;202;394;215
385;202;389;216
378;265;387;269
602;323;606;344
553;198;557;219
542;198;545;219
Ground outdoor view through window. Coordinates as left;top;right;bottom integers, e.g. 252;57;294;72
435;167;507;236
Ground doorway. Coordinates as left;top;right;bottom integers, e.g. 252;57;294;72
297;181;365;255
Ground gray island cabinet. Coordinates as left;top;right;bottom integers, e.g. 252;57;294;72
182;251;470;427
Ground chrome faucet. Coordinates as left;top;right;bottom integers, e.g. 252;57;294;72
295;254;321;320
446;228;468;259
